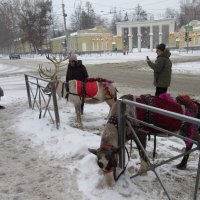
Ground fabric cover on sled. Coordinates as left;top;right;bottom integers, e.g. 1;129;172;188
135;95;183;134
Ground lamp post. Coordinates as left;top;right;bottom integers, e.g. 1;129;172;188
62;0;68;56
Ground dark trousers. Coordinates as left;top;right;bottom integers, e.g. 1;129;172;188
81;82;86;115
155;87;168;96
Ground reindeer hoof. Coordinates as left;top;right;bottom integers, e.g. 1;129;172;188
137;170;147;176
138;160;150;175
176;163;187;170
73;122;83;128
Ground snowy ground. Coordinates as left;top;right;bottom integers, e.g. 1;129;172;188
0;50;200;200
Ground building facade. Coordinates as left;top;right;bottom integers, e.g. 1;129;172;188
49;27;123;54
116;19;176;52
169;20;200;50
67;27;122;53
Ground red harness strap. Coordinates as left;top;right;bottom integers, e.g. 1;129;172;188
103;168;115;174
100;143;114;149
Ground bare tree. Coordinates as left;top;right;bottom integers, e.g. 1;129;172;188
0;0;22;51
179;1;200;27
18;0;52;52
110;9;123;34
165;8;179;19
70;2;83;31
70;1;106;31
95;15;108;28
123;12;129;21
0;3;13;49
133;4;148;21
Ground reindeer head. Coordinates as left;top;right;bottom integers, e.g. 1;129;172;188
38;54;69;80
88;146;121;173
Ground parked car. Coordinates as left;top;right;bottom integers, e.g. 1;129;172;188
9;53;20;59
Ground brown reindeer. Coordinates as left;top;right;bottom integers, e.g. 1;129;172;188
39;54;117;127
89;94;200;186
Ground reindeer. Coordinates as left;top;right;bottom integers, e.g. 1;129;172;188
39;54;117;127
89;94;200;186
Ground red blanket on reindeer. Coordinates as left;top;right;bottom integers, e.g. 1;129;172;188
76;78;114;99
135;93;184;134
76;80;99;98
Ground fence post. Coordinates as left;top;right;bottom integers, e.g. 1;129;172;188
51;81;60;129
194;143;200;200
118;99;126;169
24;74;32;108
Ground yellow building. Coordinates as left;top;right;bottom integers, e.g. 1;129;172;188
169;20;200;49
49;27;123;54
49;36;66;54
68;27;122;53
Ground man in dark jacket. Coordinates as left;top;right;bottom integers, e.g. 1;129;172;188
146;43;172;96
66;54;88;114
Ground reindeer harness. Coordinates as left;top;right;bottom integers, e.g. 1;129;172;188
61;78;116;101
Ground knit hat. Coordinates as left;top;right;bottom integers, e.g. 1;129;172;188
69;54;77;62
156;43;166;51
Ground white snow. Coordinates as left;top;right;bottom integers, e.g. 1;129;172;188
0;49;200;200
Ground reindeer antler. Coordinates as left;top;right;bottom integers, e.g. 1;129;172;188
38;64;57;80
38;54;69;80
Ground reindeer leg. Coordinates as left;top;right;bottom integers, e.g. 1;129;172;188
135;132;150;174
177;123;198;170
105;100;115;119
74;103;83;127
106;105;112;119
176;144;193;170
105;172;115;187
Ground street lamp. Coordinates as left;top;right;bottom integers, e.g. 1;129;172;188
62;0;68;56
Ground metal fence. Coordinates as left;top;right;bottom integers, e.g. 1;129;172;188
117;98;200;200
24;74;60;129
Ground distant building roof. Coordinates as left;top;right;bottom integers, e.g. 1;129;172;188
50;36;66;41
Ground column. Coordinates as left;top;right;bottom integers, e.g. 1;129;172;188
137;26;141;52
101;39;103;50
92;39;95;51
128;27;133;52
97;39;99;50
117;25;122;36
149;25;153;51
169;21;175;33
159;25;163;44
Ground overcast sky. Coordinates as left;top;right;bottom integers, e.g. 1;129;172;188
52;0;181;26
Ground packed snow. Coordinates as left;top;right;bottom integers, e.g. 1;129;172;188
0;50;200;200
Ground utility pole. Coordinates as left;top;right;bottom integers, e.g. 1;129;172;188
62;0;68;56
